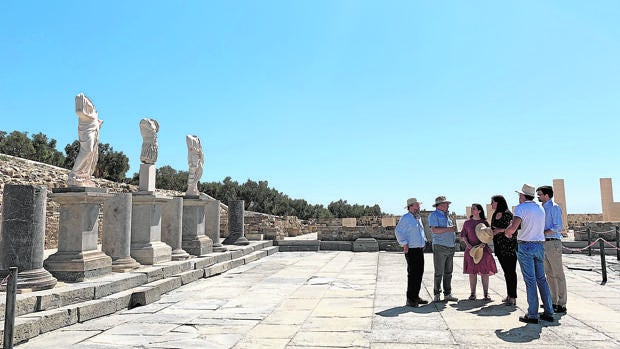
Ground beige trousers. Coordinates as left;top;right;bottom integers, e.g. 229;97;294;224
544;239;567;306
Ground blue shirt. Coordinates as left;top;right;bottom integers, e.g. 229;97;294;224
394;212;426;248
428;209;455;247
542;199;563;239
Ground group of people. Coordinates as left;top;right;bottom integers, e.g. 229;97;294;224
394;184;568;324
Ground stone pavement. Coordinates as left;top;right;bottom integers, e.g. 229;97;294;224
15;251;620;348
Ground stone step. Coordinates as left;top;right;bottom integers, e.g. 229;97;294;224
0;241;275;346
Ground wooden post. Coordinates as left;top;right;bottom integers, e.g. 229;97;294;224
587;227;592;256
616;225;620;261
3;267;18;349
599;239;607;285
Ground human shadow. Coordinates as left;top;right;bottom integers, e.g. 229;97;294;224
375;302;446;317
495;324;542;343
449;299;488;312
471;303;518;317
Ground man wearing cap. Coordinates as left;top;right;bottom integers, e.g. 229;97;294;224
505;184;554;324
428;196;459;302
395;198;428;307
537;185;567;314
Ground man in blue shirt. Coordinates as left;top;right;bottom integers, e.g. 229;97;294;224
428;196;458;302
395;198;428;307
537;185;567;314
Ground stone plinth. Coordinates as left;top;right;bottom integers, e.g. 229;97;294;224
103;193;140;272
162;197;190;260
353;238;379;252
139;164;156;192
0;185;57;291
182;197;213;256
131;193;173;265
44;188;113;282
223;200;249;245
205;199;227;252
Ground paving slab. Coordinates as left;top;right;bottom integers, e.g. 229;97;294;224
12;251;620;348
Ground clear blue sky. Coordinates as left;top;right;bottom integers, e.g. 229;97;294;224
1;1;619;215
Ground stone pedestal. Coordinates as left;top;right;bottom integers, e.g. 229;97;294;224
131;193;173;265
223;200;249;245
182;197;213;256
103;193;140;272
0;185;57;291
44;188;113;282
139;164;156;192
162;197;190;260
353;238;379;252
205;199;227;252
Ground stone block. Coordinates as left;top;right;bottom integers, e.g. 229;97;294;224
381;217;397;227
160;260;192;278
320;241;353;251
264;246;279;255
230;258;245;269
194;255;217;269
103;289;134;311
21;307;78;334
87;274;147;299
246;233;264;240
132;265;164;283
178;269;205;285
37;286;95;311
230;250;244;259
352;238;379;252
0;294;38;320
204;261;232;277
275;240;320;252
77;298;118;322
377;239;402;252
129;286;161;308
149;277;183;296
342;218;357;227
0;317;40;346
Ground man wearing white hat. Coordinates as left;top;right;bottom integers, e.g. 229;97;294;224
505;184;554;324
428;196;459;302
395;198;428;307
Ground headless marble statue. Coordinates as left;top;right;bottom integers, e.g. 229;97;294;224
68;93;103;187
139;118;159;164
186;135;204;196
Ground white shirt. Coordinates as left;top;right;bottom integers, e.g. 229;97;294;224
514;200;545;242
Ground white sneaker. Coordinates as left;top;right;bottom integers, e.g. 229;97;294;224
433;294;441;302
444;294;458;302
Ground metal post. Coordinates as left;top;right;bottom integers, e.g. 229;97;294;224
587;227;592;256
616;226;619;261
599;239;607;285
3;267;18;349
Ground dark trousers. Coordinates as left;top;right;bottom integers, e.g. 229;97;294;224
405;247;425;301
497;254;518;299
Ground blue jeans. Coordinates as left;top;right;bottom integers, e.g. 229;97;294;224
517;242;554;318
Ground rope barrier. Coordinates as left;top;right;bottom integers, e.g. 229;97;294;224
561;237;620;252
0;273;11;286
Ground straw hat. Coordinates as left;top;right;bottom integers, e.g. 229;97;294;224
475;223;494;244
432;196;451;207
404;198;421;209
515;183;536;197
470;244;484;264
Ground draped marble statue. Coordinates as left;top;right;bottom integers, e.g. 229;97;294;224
68;93;103;187
139;118;159;164
186;135;204;196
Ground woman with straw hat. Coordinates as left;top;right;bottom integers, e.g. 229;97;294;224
461;203;497;301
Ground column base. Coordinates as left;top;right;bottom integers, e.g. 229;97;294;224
0;268;57;292
43;250;112;282
131;241;172;265
171;249;191;261
111;257;141;273
223;234;250;246
182;236;214;256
